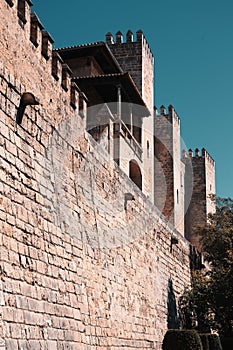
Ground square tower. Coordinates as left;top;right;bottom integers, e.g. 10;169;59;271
184;148;216;251
106;30;154;113
106;30;155;201
154;105;185;234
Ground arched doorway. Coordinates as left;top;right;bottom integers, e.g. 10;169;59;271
129;160;142;190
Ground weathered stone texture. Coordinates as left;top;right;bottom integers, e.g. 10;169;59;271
185;149;215;251
0;1;191;349
108;33;154;113
107;32;155;202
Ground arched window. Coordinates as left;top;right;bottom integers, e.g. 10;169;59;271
129;160;142;190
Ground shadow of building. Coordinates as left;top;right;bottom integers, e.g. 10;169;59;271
167;278;180;329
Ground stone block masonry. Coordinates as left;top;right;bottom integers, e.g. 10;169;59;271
107;30;154;113
0;1;191;349
184;148;215;251
0;71;191;348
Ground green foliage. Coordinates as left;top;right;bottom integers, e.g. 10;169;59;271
220;337;233;350
207;334;223;350
199;334;222;350
179;198;233;337
162;329;203;350
200;334;210;350
179;272;213;332
201;197;233;269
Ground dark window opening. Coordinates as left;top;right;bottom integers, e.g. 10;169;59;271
147;140;150;158
129;160;142;190
133;125;141;145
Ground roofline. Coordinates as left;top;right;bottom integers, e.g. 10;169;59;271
54;41;123;74
54;41;105;51
73;72;150;116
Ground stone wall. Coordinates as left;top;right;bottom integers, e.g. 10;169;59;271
0;1;191;349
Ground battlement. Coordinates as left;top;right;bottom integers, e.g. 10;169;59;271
5;0;13;7
155;104;180;125
1;0;87;114
202;148;215;165
186;148;215;165
105;30;154;63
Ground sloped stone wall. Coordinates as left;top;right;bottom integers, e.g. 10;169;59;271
0;1;191;349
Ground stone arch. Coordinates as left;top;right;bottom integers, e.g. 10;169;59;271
129;160;142;190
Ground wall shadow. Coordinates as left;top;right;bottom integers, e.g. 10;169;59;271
167;278;180;329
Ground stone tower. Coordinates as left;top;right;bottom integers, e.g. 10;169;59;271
185;148;216;251
106;30;155;200
106;30;154;112
154;105;185;234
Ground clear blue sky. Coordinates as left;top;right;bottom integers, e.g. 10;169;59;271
32;0;233;198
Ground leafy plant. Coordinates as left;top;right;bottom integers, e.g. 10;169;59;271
179;198;233;338
162;329;203;350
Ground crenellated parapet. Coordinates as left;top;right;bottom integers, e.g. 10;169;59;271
5;0;14;8
30;12;44;47
41;31;54;60
17;0;33;28
135;29;154;64
105;29;154;64
184;146;216;251
105;30;154;112
2;0;86;114
155;104;180;126
185;147;215;166
51;51;63;81
201;148;215;165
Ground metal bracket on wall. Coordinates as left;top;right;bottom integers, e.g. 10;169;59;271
16;92;39;125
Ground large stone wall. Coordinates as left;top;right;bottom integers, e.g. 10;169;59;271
0;1;191;349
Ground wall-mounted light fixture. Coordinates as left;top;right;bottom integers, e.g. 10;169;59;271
16;92;39;125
